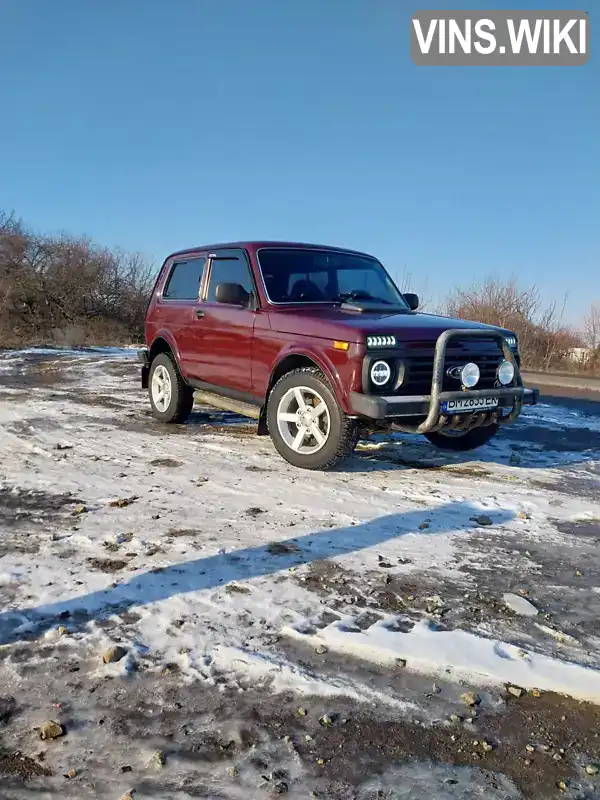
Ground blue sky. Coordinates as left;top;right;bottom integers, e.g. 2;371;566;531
1;0;597;322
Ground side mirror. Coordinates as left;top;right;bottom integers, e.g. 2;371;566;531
404;293;419;311
215;282;250;306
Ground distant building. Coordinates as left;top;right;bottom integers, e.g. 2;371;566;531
567;346;593;363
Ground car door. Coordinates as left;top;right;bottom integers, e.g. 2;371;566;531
157;254;207;378
190;248;257;394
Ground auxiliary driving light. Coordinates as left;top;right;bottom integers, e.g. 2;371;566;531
460;362;480;388
370;360;392;387
497;360;515;386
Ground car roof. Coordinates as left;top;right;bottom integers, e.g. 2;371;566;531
167;240;376;260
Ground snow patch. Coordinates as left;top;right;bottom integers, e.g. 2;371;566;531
503;593;539;617
209;645;421;712
282;618;600;703
0;570;22;586
522;403;600;433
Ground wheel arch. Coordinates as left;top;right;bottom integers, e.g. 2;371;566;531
142;334;185;390
258;349;347;435
149;333;180;365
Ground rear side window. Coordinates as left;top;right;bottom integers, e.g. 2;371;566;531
163;258;206;300
206;251;253;302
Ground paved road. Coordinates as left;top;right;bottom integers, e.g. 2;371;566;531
522;370;600;418
522;370;600;391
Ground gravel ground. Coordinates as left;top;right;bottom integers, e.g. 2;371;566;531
0;347;599;800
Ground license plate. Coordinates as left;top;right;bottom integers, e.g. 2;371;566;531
441;396;499;414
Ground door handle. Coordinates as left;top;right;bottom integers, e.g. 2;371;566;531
194;309;204;319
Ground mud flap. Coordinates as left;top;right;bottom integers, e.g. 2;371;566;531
257;406;268;436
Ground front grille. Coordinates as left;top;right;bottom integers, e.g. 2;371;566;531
396;337;517;396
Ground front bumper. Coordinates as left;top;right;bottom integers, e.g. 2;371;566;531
350;386;539;420
348;328;539;434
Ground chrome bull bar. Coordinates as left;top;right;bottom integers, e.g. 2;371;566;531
411;328;524;434
349;328;532;434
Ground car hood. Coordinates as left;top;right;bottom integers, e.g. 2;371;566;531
268;307;515;344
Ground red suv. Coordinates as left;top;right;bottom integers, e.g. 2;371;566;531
139;241;538;470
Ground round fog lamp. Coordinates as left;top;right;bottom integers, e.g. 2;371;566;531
460;362;480;388
371;360;392;387
497;360;515;386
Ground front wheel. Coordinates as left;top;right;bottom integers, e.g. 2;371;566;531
266;368;360;470
424;423;499;452
148;353;194;423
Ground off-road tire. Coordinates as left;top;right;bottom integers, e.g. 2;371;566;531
266;367;360;470
424;423;499;452
148;352;194;423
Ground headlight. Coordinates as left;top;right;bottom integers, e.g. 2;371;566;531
367;335;396;348
370;360;392;387
460;362;480;388
505;336;518;349
497;360;515;386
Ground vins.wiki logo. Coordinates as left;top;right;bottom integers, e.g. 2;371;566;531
410;10;590;66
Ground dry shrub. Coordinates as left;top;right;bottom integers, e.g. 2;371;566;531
0;210;154;347
443;276;581;371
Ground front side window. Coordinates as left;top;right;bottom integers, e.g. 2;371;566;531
206;251;254;302
163;258;206;300
257;248;408;307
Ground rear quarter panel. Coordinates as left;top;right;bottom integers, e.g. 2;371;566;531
144;260;172;347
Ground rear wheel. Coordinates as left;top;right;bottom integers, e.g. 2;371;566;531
424;423;498;451
148;352;194;423
267;367;360;470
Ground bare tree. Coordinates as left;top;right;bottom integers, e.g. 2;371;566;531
393;265;436;312
583;303;600;349
581;303;600;372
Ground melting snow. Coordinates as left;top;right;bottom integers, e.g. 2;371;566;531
0;346;599;706
283;617;600;703
502;592;539;617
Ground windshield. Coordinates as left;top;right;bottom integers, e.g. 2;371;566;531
256;248;409;308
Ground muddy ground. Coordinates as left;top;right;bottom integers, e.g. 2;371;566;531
0;348;600;800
